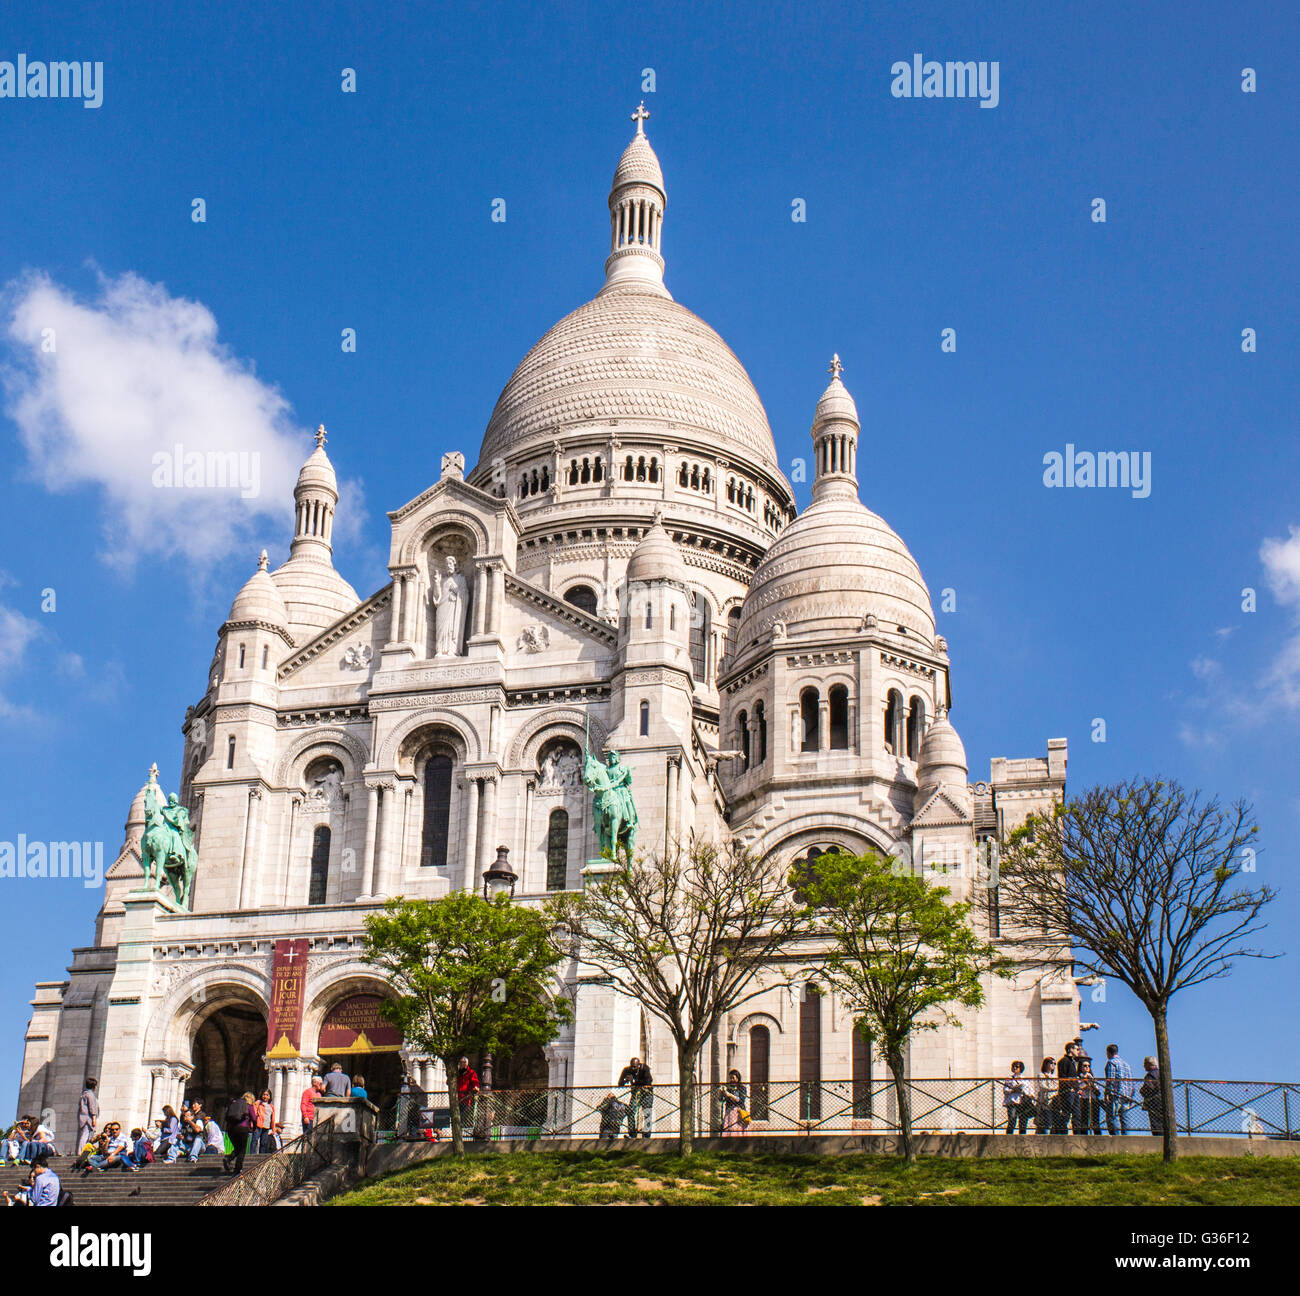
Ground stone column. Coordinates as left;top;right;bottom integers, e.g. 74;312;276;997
819;698;830;752
388;575;403;647
522;778;535;889
373;781;395;897
171;1064;192;1112
281;794;300;907
462;778;481;891
477;773;499;888
238;788;263;909
665;755;681;852
361;783;380;899
472;563;488;638
146;1067;166;1124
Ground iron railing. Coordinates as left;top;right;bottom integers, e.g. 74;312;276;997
380;1078;1299;1142
195;1119;336;1206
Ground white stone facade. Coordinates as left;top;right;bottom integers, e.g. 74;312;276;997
17;113;1076;1142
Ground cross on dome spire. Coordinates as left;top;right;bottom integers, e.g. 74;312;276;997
315;424;327;449
631;102;650;135
258;548;269;573
828;353;843;380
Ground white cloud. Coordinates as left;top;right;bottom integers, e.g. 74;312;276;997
1261;526;1300;707
1189;656;1221;681
0;603;42;722
1;269;313;570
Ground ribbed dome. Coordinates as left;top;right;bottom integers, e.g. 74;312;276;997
918;712;967;775
612;132;665;192
627;520;688;584
735;496;935;656
296;444;338;495
814;375;859;426
478;286;782;475
271;556;359;641
228;560;290;628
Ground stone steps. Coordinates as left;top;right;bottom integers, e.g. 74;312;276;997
0;1154;277;1207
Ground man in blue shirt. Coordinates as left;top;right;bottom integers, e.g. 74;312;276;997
28;1155;60;1205
1104;1043;1134;1136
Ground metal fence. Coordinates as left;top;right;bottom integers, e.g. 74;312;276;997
382;1078;1299;1142
196;1118;336;1206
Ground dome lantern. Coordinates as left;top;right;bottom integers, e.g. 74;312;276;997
811;354;861;503
603;103;668;295
290;424;340;563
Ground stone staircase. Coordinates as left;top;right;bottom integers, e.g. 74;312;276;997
0;1154;276;1207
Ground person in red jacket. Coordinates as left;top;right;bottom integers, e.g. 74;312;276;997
456;1057;479;1134
300;1076;324;1134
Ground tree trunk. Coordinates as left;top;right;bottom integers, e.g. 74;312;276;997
678;1050;697;1157
446;1065;465;1158
887;1050;914;1164
1153;1005;1177;1165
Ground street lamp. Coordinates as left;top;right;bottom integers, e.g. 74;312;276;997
483;844;517;900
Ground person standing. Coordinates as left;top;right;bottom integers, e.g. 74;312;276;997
1002;1061;1032;1134
720;1069;747;1136
1077;1061;1103;1135
1056;1042;1081;1134
617;1056;654;1138
251;1090;275;1154
323;1062;351;1098
223;1093;255;1175
301;1076;322;1134
1034;1058;1056;1133
456;1057;480;1134
1140;1056;1164;1135
1103;1043;1134;1136
77;1078;99;1155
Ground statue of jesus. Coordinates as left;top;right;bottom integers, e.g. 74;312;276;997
430;554;469;656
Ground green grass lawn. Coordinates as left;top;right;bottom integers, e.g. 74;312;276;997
328;1149;1300;1206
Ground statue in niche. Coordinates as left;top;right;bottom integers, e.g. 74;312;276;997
430;553;469;657
540;743;582;791
306;760;343;808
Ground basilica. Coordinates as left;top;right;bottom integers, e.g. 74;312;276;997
18;110;1076;1139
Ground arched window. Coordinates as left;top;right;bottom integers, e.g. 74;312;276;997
226;735;236;769
669;603;677;632
906;696;926;760
546;808;569;891
737;709;750;771
649;458;660;483
852;1027;873;1119
420;753;453;869
593;456;604;483
564;585;598;617
261;645;268;669
829;684;849;750
644;601;653;629
800;687;820;752
756;701;768;763
689;594;711;682
639;700;650;736
749;1024;770;1120
237;643;246;668
884;689;904;755
800;984;822;1121
624;455;634;481
307;825;330;906
678;462;689;487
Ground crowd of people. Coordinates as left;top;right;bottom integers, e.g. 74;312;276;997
1002;1041;1166;1135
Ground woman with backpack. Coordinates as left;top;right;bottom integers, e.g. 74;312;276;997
223;1092;256;1175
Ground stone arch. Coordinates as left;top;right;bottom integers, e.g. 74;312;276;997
509;708;609;770
301;965;399;1048
145;965;271;1063
377;709;482;774
740;810;896;862
273;728;369;788
729;1010;784;1042
397;509;490;568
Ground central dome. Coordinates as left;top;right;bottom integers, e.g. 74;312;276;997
477;283;782;476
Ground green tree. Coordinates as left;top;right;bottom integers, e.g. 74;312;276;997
363;892;572;1156
997;777;1276;1163
546;840;810;1155
798;849;1011;1163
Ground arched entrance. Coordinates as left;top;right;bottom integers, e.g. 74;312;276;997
317;992;404;1115
189;1003;268;1117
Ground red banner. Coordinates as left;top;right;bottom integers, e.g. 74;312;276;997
266;939;309;1057
318;994;402;1055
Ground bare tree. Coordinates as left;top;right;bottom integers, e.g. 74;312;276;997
546;839;809;1154
997;777;1276;1162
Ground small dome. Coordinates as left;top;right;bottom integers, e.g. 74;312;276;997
813;375;859;427
917;711;968;783
296;443;338;497
228;555;290;628
612;132;664;194
627;520;688;584
270;556;359;641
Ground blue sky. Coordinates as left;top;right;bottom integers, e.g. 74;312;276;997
0;0;1296;1110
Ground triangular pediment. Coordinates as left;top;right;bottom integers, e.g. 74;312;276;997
277;584;392;683
387;473;519;527
505;573;617;650
909;786;973;829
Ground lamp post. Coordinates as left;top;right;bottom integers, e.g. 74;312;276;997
482;844;517;901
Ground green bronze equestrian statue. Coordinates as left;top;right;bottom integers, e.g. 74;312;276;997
583;743;638;863
140;764;199;908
